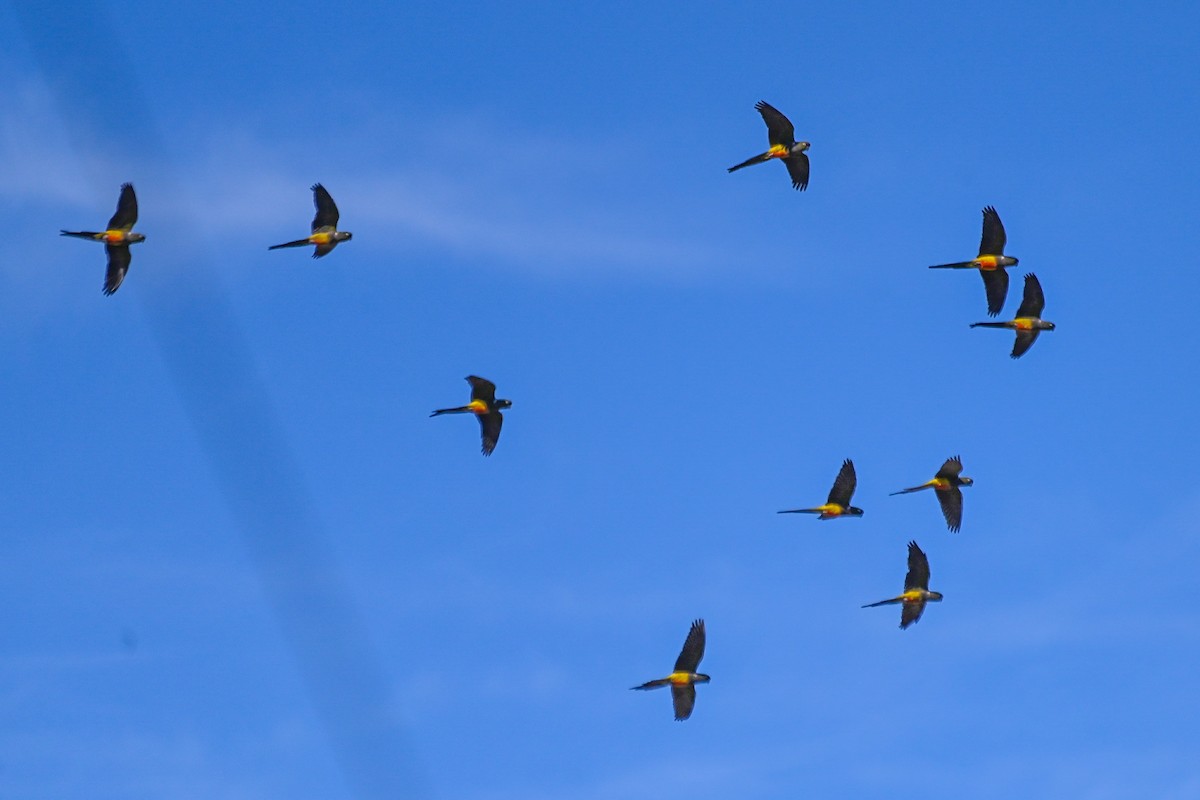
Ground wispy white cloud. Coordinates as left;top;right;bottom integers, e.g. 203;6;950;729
1;77;733;284
0;79;118;208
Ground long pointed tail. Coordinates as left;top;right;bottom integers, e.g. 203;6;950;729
268;238;312;250
631;678;670;691
889;484;929;496
60;230;100;240
430;406;472;417
861;597;903;609
969;322;1009;329
928;261;976;269
777;508;820;515
727;151;773;173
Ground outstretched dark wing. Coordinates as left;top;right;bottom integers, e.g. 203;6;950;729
936;456;964;481
477;410;503;456
755;101;796;147
900;599;927;629
936;485;964;532
311;183;340;232
103;244;130;296
903;541;930;591
979;268;1009;317
107;183;138;231
1015;273;1045;318
783;153;810;191
978;206;1007;255
671;684;697;721
827;459;857;507
1012;329;1040;359
673;619;706;673
467;375;497;404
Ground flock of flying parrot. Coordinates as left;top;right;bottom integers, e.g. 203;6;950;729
57;99;1054;722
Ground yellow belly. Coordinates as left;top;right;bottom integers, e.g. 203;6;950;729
1013;318;1035;330
466;399;488;414
976;255;1000;269
310;231;333;245
817;503;844;517
767;143;788;158
668;672;693;686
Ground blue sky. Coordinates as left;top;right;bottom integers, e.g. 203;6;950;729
2;1;1199;797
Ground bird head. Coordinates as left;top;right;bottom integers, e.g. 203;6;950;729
959;476;974;487
694;673;711;684
928;591;944;602
335;231;353;242
1044;321;1056;331
128;233;147;243
794;141;811;153
496;399;513;410
847;506;865;517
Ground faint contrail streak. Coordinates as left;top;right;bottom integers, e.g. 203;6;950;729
8;4;428;797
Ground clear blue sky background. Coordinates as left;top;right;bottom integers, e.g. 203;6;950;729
2;1;1198;798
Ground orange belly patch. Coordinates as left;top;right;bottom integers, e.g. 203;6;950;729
976;255;999;269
